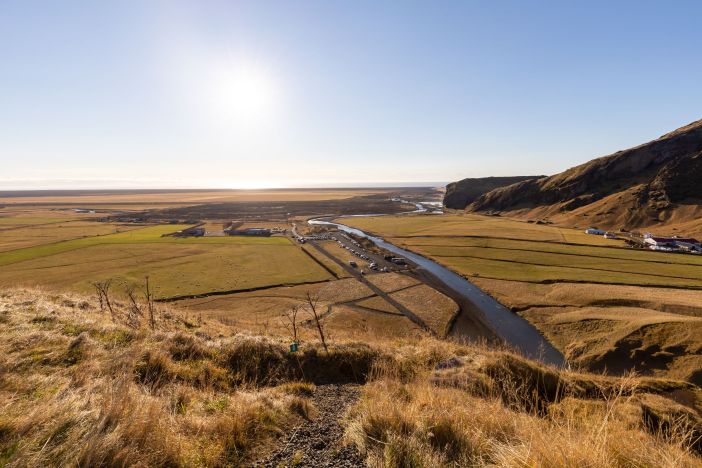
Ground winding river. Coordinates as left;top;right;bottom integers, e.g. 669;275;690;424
309;214;566;367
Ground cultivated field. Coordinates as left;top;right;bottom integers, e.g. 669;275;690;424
175;275;427;341
0;224;332;299
345;213;628;245
344;213;702;382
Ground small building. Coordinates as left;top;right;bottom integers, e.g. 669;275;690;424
644;236;701;252
585;228;605;235
677;241;702;253
225;227;272;237
176;227;205;237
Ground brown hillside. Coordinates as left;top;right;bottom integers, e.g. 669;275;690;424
443;176;544;209
465;119;702;235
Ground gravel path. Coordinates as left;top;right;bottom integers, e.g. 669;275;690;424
258;384;365;467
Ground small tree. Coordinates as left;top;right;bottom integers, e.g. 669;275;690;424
144;276;156;330
91;279;115;321
305;292;328;353
125;284;143;329
283;305;301;344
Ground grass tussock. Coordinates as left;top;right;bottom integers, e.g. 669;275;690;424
0;287;352;466
1;287;701;467
346;340;702;467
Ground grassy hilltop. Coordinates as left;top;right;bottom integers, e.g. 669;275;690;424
1;287;700;467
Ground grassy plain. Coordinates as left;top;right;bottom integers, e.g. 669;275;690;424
0;221;142;252
345;213;627;245
345;214;702;288
300;244;351;279
0;225;332;298
0;188;391;205
175;275;426;341
390;284;459;337
354;295;402;314
345;213;702;382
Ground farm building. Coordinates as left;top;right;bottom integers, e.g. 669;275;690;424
176;227;205;237
224;227;272;237
644;236;701;252
585;228;605;235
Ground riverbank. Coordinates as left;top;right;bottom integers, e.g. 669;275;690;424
309;217;566;366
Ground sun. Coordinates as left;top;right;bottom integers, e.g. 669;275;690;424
210;61;280;127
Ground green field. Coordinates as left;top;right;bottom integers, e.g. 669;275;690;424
344;214;626;246
0;225;332;298
345;214;702;288
0;221;144;252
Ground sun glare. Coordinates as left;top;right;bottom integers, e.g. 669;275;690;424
209;61;280;127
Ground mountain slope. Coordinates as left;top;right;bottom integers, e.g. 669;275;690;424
443;176;544;209
466;119;702;234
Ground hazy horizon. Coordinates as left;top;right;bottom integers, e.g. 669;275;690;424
2;1;701;189
0;180;448;191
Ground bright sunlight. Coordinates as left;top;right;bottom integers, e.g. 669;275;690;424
209;60;281;127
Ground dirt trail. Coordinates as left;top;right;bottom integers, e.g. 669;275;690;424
258;384;365;467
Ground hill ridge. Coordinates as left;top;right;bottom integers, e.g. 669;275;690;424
457;118;702;235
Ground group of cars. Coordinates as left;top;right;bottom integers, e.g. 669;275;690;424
336;233;407;273
294;233;333;244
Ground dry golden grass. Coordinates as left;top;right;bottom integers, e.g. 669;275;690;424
472;278;702;385
348;214;702;385
173;277;431;342
0;221;142;252
355;295;402;314
323;305;424;341
1;287;701;467
345;342;702;467
365;272;420;293
344;213;627;246
389;285;459;337
301;244;352;278
0;288;324;466
471;278;702;316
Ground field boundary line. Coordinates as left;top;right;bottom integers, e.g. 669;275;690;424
398;242;702;268
157;279;333;302
429;252;702;283
299;245;341;279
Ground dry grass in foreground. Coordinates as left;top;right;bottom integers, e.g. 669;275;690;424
0;288;373;466
472;278;702;385
1;287;701;467
346;346;702;467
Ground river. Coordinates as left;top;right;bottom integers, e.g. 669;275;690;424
309;215;566;367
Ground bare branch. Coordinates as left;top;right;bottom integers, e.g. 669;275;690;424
305;292;328;353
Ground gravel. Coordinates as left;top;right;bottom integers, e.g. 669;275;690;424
257;384;365;467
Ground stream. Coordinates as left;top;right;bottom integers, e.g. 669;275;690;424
309;214;566;367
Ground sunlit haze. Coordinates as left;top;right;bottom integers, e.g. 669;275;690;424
1;1;701;189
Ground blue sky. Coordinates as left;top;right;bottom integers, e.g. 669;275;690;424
1;1;701;189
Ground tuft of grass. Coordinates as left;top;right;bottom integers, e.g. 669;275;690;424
346;347;702;467
277;382;316;397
